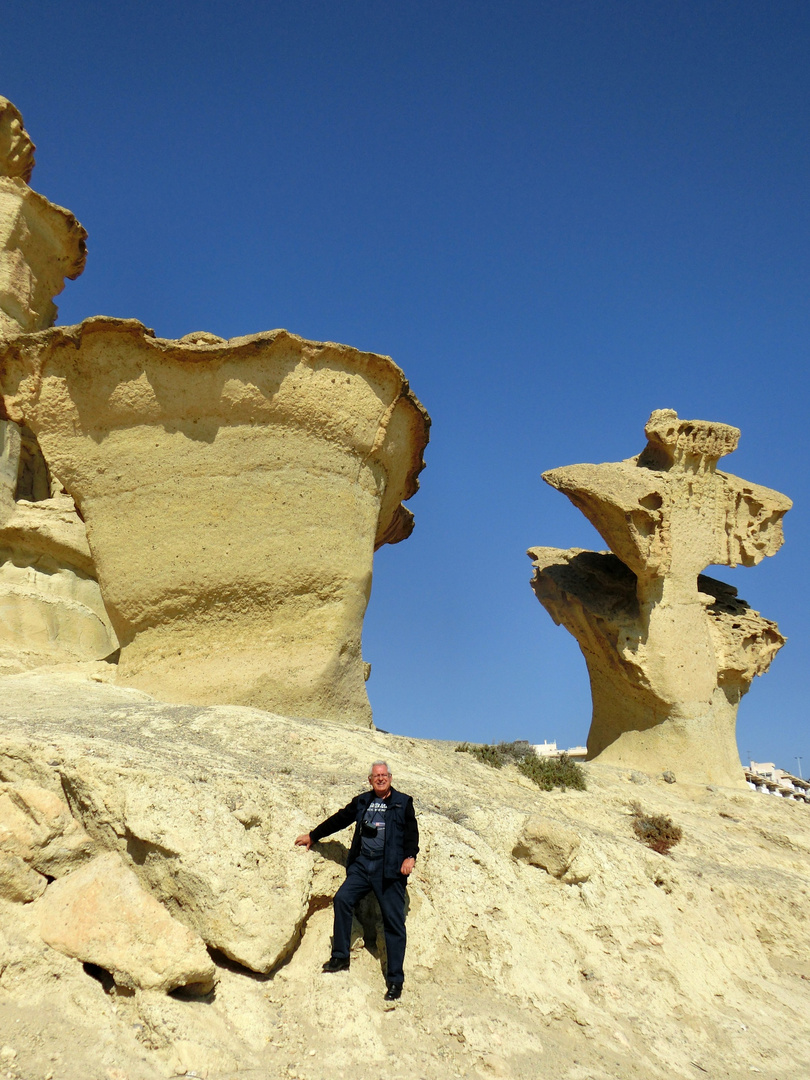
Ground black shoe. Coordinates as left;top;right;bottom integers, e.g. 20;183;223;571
322;957;350;973
384;983;402;1001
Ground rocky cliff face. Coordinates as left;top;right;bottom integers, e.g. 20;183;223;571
1;670;808;1080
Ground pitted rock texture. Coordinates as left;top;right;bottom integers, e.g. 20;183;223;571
0;672;808;1080
0;97;35;184
530;410;791;787
0;317;429;723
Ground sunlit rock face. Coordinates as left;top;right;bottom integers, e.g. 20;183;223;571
0;96;429;721
0;419;119;673
0;97;114;673
529;409;791;787
0;97;86;337
0;318;429;723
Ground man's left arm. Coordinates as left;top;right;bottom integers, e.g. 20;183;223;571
400;796;419;876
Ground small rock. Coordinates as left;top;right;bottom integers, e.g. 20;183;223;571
0;851;47;903
662;771;676;784
512;817;581;878
0;1047;15;1061
0;782;96;878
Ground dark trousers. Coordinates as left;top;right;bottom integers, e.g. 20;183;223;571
331;855;407;985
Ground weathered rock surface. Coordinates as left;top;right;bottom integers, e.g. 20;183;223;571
0;780;96;878
0;852;45;903
0;317;429;724
0;671;809;1080
0;99;114;677
530;410;791;786
0;97;86;337
511;815;581;877
0;96;428;726
36;851;216;994
0;421;118;674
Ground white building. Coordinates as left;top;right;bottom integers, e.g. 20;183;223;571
746;761;810;803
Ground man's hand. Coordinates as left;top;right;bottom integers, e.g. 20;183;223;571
400;856;416;876
295;834;313;850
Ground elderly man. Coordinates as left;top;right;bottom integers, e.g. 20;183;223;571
295;761;419;1000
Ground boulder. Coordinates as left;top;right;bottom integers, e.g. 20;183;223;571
62;756;315;973
36;851;216;994
512;816;581;877
0;852;46;902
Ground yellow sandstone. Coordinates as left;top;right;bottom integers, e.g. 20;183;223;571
529;410;791;787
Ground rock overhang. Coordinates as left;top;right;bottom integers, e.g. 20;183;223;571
0;316;431;721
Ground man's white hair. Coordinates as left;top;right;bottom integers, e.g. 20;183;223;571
370;760;391;774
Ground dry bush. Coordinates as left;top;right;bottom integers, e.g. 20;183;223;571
629;801;682;855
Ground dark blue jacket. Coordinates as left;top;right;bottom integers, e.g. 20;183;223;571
310;787;419;880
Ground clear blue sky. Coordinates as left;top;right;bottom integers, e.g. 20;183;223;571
4;1;808;772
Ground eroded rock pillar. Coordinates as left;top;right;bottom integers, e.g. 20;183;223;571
0;97;117;672
529;410;791;787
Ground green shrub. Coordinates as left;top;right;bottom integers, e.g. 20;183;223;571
629;802;682;855
455;743;586;792
455;742;507;768
518;753;587;792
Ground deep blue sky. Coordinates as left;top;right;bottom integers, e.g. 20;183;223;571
4;2;808;772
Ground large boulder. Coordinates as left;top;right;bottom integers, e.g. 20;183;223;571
36;851;216;994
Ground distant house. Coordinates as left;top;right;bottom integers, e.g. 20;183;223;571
746;761;810;803
532;741;587;762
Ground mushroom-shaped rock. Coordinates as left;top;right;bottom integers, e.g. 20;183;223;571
36;851;217;994
0;318;430;723
529;411;791;788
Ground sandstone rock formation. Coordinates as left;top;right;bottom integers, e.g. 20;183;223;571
0;780;96;887
511;815;582;878
529;410;791;787
0;96;429;724
0;97;86;336
0;318;429;722
0;98;116;676
0;671;809;1080
36;851;217;995
0;419;119;673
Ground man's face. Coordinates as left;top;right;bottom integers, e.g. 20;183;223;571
369;766;392;797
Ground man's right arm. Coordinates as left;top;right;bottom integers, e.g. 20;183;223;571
295;795;360;850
